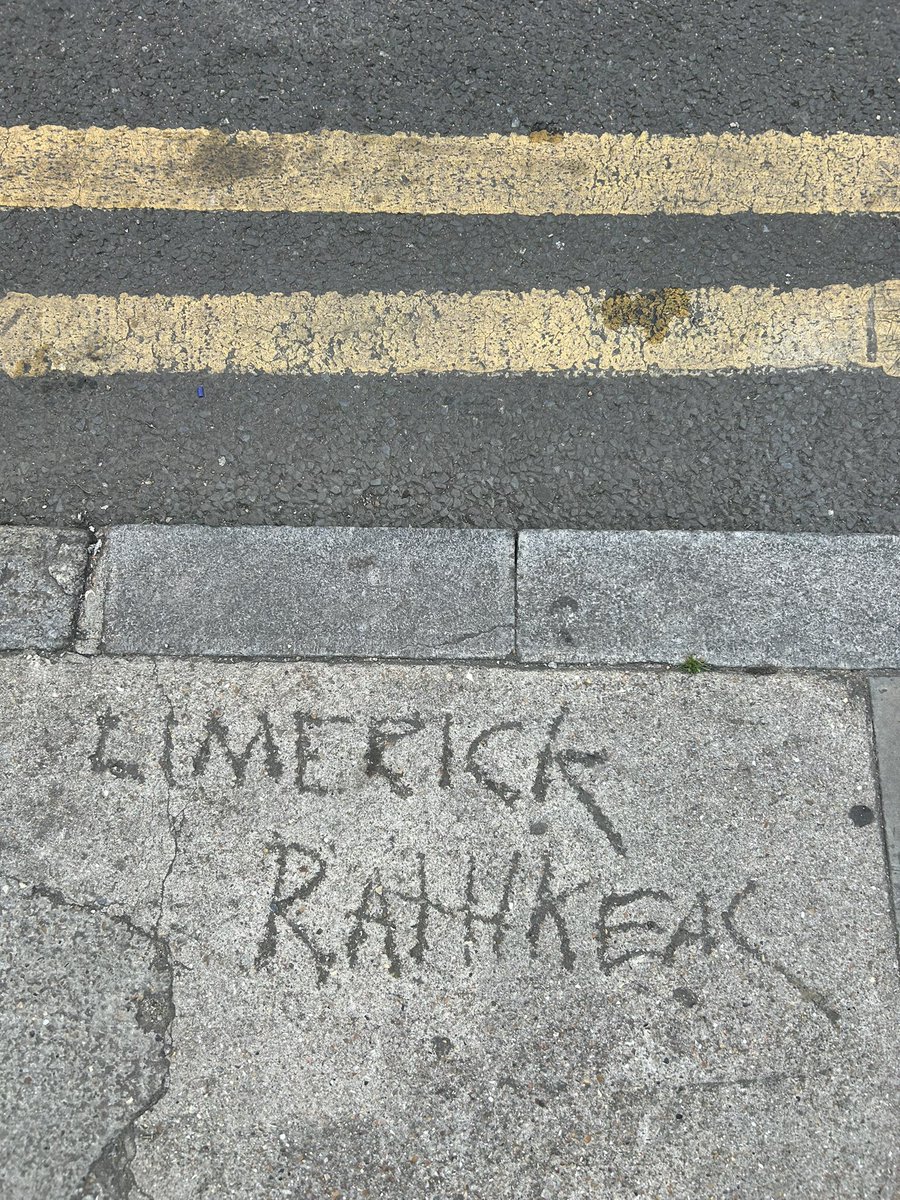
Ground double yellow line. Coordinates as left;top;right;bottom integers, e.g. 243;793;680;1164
2;284;897;378
1;124;898;378
2;125;897;215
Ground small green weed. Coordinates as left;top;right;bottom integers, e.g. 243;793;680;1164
679;654;709;675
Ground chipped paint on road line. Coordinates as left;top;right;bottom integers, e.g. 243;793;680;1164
1;282;898;378
0;125;898;215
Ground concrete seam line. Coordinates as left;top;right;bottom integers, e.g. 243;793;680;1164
0;125;897;215
2;282;898;377
867;679;900;971
74;528;109;657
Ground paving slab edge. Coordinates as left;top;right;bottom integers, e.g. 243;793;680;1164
867;678;900;971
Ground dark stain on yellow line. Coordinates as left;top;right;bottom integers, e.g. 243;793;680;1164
9;346;52;379
1;283;897;377
1;126;897;214
190;129;287;185
600;289;693;344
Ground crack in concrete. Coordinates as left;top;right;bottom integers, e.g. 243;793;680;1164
433;621;513;650
1;659;187;1197
70;661;192;1197
151;659;188;933
154;802;184;938
2;875;175;1200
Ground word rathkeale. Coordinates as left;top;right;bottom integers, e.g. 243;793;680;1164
251;834;838;1026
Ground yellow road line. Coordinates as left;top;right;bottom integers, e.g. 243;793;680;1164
0;125;898;215
2;283;898;377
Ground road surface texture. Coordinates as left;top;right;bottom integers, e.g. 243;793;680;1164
0;0;898;531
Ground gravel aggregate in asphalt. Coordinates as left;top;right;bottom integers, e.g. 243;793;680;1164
2;369;898;532
2;0;895;134
0;0;897;531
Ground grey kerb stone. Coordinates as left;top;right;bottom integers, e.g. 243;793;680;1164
517;529;900;667
0;654;897;1199
99;525;514;659
0;527;88;650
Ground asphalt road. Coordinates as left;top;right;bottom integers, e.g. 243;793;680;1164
0;0;898;531
3;1;895;134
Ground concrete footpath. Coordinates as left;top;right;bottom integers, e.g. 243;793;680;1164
1;524;899;1199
